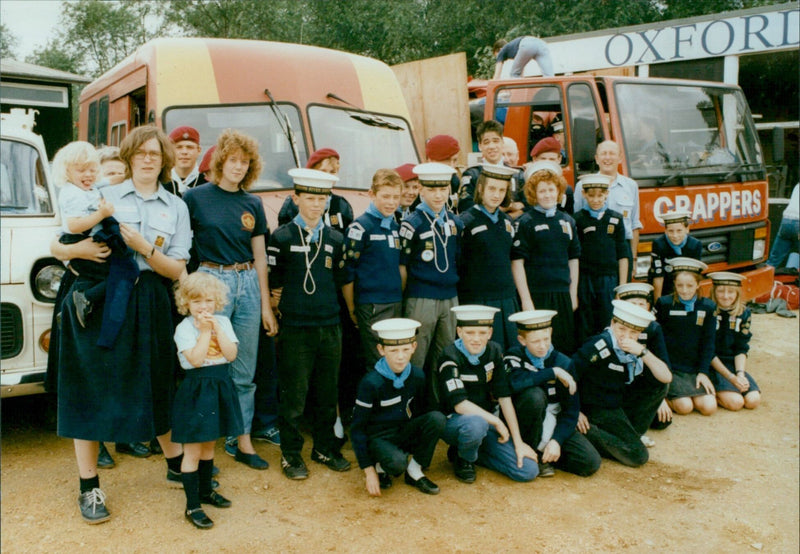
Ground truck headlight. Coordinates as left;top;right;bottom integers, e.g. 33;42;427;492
635;255;651;280
33;263;65;302
752;239;766;261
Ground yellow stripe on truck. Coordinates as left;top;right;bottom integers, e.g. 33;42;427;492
351;55;411;121
155;40;220;113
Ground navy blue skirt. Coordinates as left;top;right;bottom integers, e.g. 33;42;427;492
171;364;244;444
712;357;760;394
57;271;176;442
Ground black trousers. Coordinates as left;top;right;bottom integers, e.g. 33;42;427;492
623;378;670;434
513;387;601;476
277;325;341;456
368;412;446;475
583;405;648;467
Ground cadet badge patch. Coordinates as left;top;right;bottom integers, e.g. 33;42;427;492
241;212;255;231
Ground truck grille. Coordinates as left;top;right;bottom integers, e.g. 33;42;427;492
690;222;766;266
1;303;23;359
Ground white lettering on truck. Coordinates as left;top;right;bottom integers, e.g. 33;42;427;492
653;189;762;223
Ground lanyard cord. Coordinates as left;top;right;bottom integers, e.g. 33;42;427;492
295;223;323;295
421;211;450;274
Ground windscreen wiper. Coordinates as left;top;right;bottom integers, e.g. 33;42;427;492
721;162;764;181
264;88;301;168
326;93;403;130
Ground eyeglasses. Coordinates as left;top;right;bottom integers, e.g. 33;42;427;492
133;149;163;160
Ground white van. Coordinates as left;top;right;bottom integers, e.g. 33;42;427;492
1;108;65;397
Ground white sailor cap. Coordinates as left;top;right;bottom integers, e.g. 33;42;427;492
551;120;564;132
525;160;562;181
614;282;654;301
580;173;612;190
413;162;456;187
371;318;422;346
666;257;707;275
611;299;655;331
451;305;499;327
288;168;339;194
659;210;692;226
708;272;745;286
508;310;558;331
480;163;517;181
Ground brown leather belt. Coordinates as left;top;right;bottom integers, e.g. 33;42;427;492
200;261;254;272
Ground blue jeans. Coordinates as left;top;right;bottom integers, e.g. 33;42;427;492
443;413;538;482
767;217;799;268
199;266;261;435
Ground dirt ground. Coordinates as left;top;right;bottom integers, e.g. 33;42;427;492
1;313;798;553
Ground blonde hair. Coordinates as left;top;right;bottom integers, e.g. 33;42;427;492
119;125;175;183
210;129;263;190
51;141;100;187
712;283;745;317
174;272;229;316
524;169;567;207
371;168;402;192
97;145;122;164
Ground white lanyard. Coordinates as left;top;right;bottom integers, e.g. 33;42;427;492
421;211;450;274
295;223;323;295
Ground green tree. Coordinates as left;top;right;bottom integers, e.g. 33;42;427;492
26;39;83;74
1;22;19;59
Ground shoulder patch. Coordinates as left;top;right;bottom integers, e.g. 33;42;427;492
347;224;364;241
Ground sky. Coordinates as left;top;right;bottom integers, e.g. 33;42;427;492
1;0;65;59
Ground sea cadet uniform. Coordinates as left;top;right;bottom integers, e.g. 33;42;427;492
350;319;445;492
457;164;520;348
458;164;525;214
504;310;601;477
648;210;703;297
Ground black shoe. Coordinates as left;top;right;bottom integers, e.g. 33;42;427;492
185;508;213;529
72;290;92;328
115;442;151;458
311;448;351;472
167;468;219;489
234;448;269;470
404;472;440;495
453;456;476;483
538;462;555;478
149;438;163;455
97;443;115;469
211;465;220;477
78;488;110;524
281;454;309;480
378;472;393;489
200;491;232;508
446;445;457;464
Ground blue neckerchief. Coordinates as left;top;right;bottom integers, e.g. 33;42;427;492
416;200;447;226
667;234;688;255
477;204;499;224
679;295;697;312
525;345;553;369
586;203;607;220
366;202;394;230
375;357;412;389
292;213;324;243
455;338;484;365
606;328;642;384
533;204;557;218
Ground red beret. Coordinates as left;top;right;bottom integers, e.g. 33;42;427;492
306;148;340;169
530;137;561;159
198;146;216;174
169;126;200;145
394;163;417;183
425;134;460;161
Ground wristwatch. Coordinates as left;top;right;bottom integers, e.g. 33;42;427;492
637;347;649;358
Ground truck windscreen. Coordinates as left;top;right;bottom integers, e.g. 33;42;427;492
0;139;52;215
308;105;419;190
163;103;308;190
615;83;762;185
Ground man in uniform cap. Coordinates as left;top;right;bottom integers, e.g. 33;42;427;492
504;310;601;477
167;126;203;196
350;318;445;496
437;306;539;483
573;300;672;467
269;168;351;480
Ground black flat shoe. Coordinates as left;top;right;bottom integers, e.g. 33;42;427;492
453;456;476;483
185;508;213;529
115;442;151;458
97;443;115;469
149;438;163;455
201;491;232;508
234;448;269;470
378;472;393;489
404;472;440;495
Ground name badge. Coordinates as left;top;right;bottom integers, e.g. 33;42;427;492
380;396;401;407
420;230;434;239
583;226;596;234
669;310;687;316
535;224;549;232
290;245;310;253
461;374;479;382
471;225;488;235
369;234;385;241
609;363;625;372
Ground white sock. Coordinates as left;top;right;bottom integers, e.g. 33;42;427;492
375;463;385;475
334;416;344;439
406;457;423;480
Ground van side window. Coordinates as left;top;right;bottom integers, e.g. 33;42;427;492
0;139;53;215
567;83;603;174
